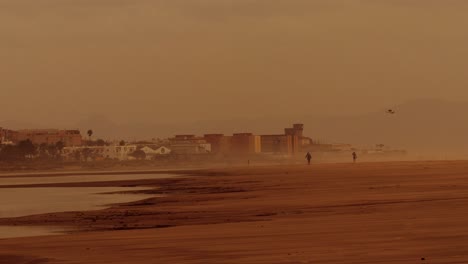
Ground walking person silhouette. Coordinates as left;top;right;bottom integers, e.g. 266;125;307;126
305;152;312;165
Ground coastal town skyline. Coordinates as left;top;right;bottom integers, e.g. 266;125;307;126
2;98;468;155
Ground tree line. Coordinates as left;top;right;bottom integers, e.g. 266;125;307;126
0;140;55;161
0;138;111;162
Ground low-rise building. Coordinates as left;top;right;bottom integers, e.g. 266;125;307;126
0;128;17;145
140;146;171;160
0;127;18;144
62;145;137;161
16;129;82;147
170;143;211;155
169;135;211;155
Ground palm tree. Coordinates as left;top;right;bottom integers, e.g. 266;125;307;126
87;130;93;141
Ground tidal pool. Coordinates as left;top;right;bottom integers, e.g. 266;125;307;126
0;186;155;239
0;172;173;238
0;187;154;218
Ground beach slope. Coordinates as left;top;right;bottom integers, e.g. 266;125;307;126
1;161;468;263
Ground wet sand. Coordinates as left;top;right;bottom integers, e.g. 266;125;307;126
1;161;468;263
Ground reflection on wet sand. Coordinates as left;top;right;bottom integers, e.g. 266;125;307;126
0;226;68;239
0;187;154;218
0;172;170;238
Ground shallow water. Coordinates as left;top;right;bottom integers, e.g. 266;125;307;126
0;186;155;238
0;226;68;239
0;173;176;186
0;173;172;238
0;187;154;218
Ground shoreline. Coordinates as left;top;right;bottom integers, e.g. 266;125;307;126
2;161;468;263
0;168;203;178
1;158;456;177
0;159;467;227
0;160;466;229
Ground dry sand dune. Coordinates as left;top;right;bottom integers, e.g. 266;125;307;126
1;161;468;263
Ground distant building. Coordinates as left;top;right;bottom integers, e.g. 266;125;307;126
170;144;211;154
15;129;82;147
169;135;211;154
203;133;260;156
62;145;137;161
231;133;261;155
140;146;171;155
301;137;313;146
172;123;309;157
0;127;18;145
260;134;294;155
111;145;138;160
331;144;353;152
140;146;171;160
203;134;226;154
259;124;306;155
285;124;304;138
284;123;304;153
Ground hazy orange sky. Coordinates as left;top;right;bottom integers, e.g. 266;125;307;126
1;0;468;126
